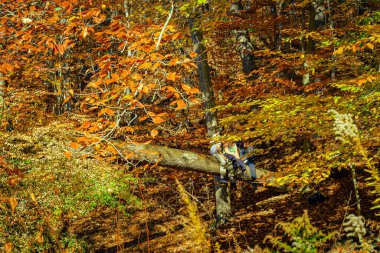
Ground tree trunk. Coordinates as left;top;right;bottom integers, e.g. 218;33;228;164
188;13;230;223
124;0;130;18
327;0;336;80
306;4;316;55
0;73;4;101
188;16;218;137
303;3;316;85
229;1;255;76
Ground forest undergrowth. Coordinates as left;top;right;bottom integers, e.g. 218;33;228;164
0;0;380;252
0;114;379;252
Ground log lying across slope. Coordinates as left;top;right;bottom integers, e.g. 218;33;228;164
118;142;271;179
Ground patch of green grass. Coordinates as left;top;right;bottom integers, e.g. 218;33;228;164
59;234;90;252
8;157;32;166
0;153;142;252
81;172;142;215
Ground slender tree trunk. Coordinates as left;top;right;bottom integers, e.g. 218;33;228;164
188;14;231;223
327;0;336;80
271;1;282;51
303;0;327;85
349;164;362;216
124;0;130;18
230;1;256;76
303;3;316;85
236;30;255;76
0;73;4;101
306;4;316;54
0;72;4;122
188;16;218;137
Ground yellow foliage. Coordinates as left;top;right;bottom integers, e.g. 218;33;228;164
265;210;337;253
176;179;210;252
330;110;380;215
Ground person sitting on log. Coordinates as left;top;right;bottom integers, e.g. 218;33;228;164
210;136;229;184
223;141;246;176
236;140;257;188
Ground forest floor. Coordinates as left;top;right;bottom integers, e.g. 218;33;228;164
1;115;379;252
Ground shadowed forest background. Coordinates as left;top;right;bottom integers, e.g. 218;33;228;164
0;0;379;252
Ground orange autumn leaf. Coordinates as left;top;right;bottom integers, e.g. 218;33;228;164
64;151;72;159
172;32;183;40
138;62;152;70
188;88;200;95
98;108;114;117
156;112;168;117
62;96;71;105
151;62;161;70
152;117;165;124
93;14;106;24
9;197;17;212
150;53;163;61
357;79;367;86
164;85;177;93
105;108;114;116
151;129;159;138
5;243;12;253
131;73;143;81
2;62;14;72
107;156;118;161
167;72;180;81
77;136;89;144
70;142;80;149
30;193;38;205
36;231;44;243
81;121;91;129
176;100;186;110
82;26;88;38
98;108;106;117
168;58;179;66
366;43;374;50
57;44;64;55
106;146;119;155
61;1;71;7
87;81;100;89
139;115;148;122
189;52;197;58
181;83;192;91
333;47;344;55
121;126;134;133
94;155;104;161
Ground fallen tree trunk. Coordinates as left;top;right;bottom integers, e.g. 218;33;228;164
116;142;271;179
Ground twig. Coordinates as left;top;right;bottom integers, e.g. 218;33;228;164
139;184;150;253
124;0;129;18
349;163;361;216
155;1;174;51
332;191;352;247
181;185;214;220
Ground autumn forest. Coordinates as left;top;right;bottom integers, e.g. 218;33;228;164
0;0;379;252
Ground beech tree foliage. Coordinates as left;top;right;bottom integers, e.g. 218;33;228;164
0;0;379;192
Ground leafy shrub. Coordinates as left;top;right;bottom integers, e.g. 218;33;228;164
86;174;141;214
176;179;210;252
265;210;337;253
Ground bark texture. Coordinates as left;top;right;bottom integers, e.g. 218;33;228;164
188;12;231;223
229;1;255;76
188;16;218;137
117;142;270;179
